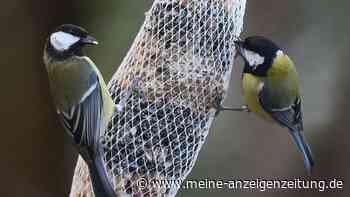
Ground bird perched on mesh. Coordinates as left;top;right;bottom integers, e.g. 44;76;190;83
232;36;314;173
43;24;116;196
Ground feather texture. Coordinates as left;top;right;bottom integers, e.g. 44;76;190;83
258;85;314;173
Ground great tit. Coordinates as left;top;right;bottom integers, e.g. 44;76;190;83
233;36;314;173
43;24;115;196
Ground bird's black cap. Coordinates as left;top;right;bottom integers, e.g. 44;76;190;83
237;36;280;58
235;36;281;76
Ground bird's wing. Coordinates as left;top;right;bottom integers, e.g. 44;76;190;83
258;85;313;173
258;84;303;131
58;72;102;147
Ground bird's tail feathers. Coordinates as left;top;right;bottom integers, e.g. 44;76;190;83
88;157;115;197
289;129;314;175
79;147;115;197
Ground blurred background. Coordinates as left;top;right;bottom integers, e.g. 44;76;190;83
0;0;349;196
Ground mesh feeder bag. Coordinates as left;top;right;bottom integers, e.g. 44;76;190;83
70;0;246;196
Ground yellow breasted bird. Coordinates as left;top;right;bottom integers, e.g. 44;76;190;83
232;36;314;173
43;24;115;196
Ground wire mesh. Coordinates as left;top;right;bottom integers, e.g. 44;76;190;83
70;0;246;196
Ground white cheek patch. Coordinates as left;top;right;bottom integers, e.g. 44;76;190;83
242;49;265;68
50;31;80;51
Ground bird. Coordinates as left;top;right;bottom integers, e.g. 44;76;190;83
231;36;314;173
43;24;116;196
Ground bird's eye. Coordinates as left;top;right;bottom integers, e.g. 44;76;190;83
50;31;80;51
242;49;265;68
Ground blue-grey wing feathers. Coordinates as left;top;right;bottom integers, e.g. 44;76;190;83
258;86;314;173
58;73;101;147
57;72;116;196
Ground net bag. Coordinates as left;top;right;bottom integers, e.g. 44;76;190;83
70;0;246;196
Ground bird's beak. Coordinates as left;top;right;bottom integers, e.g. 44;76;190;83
81;35;99;45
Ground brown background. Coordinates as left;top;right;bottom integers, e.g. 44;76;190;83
0;0;349;196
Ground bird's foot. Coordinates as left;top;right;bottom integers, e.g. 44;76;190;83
219;105;250;112
215;105;250;117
